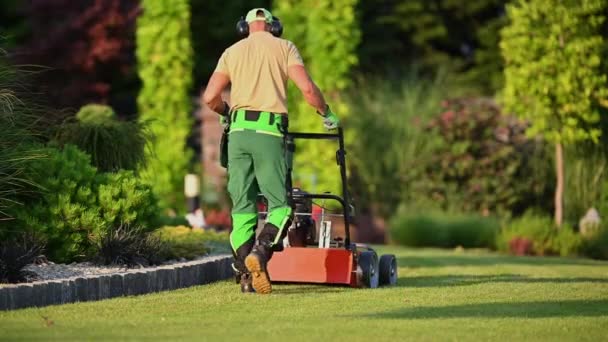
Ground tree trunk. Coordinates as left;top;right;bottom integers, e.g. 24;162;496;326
554;142;564;227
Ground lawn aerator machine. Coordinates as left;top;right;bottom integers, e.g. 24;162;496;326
265;128;397;288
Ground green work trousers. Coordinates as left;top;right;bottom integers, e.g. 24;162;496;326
228;129;293;252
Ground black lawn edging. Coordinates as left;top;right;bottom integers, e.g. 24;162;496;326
0;254;233;311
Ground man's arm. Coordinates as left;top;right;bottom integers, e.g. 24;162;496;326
202;72;231;115
288;65;328;114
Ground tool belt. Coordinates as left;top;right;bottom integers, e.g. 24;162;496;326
230;109;287;136
219;109;289;168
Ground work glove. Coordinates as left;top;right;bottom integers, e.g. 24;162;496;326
319;105;340;130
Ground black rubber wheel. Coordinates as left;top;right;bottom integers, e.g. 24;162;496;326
357;251;379;288
379;254;398;286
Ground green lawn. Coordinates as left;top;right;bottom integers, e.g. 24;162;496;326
1;247;608;341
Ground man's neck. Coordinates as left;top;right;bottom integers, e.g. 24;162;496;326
249;28;268;34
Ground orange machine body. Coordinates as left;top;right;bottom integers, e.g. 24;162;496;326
267;247;357;287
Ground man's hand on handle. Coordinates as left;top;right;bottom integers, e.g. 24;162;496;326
319;105;340;130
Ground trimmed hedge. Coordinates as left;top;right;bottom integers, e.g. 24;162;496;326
390;209;498;248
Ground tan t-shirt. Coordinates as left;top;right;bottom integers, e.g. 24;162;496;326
214;31;304;114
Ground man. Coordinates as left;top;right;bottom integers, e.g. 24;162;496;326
202;8;339;294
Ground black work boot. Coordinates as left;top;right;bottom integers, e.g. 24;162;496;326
232;238;255;293
245;223;279;294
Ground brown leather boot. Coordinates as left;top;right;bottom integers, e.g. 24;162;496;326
245;244;272;294
245;223;279;294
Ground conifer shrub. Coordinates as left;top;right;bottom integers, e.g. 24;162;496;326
54;104;150;172
8;144;102;262
97;170;160;232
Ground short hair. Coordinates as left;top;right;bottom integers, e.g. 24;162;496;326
256;10;265;18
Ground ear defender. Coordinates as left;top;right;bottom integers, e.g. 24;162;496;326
270;16;283;37
236;16;249;38
235;16;283;38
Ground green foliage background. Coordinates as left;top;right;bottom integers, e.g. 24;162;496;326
275;0;360;196
345;73;446;218
136;0;194;213
389;0;506;92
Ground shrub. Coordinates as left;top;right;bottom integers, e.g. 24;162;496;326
497;213;582;257
4;145;160;263
414;98;553;216
54;104;150;172
154;226;230;260
389;209;498;248
551;225;583;257
93;224;168;266
7;144;102;262
0;233;45;283
97;170;160;232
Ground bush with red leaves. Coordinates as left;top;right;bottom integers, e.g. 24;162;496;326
15;0;140;111
412;98;553;216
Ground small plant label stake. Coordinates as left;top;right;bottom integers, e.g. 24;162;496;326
319;221;332;248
